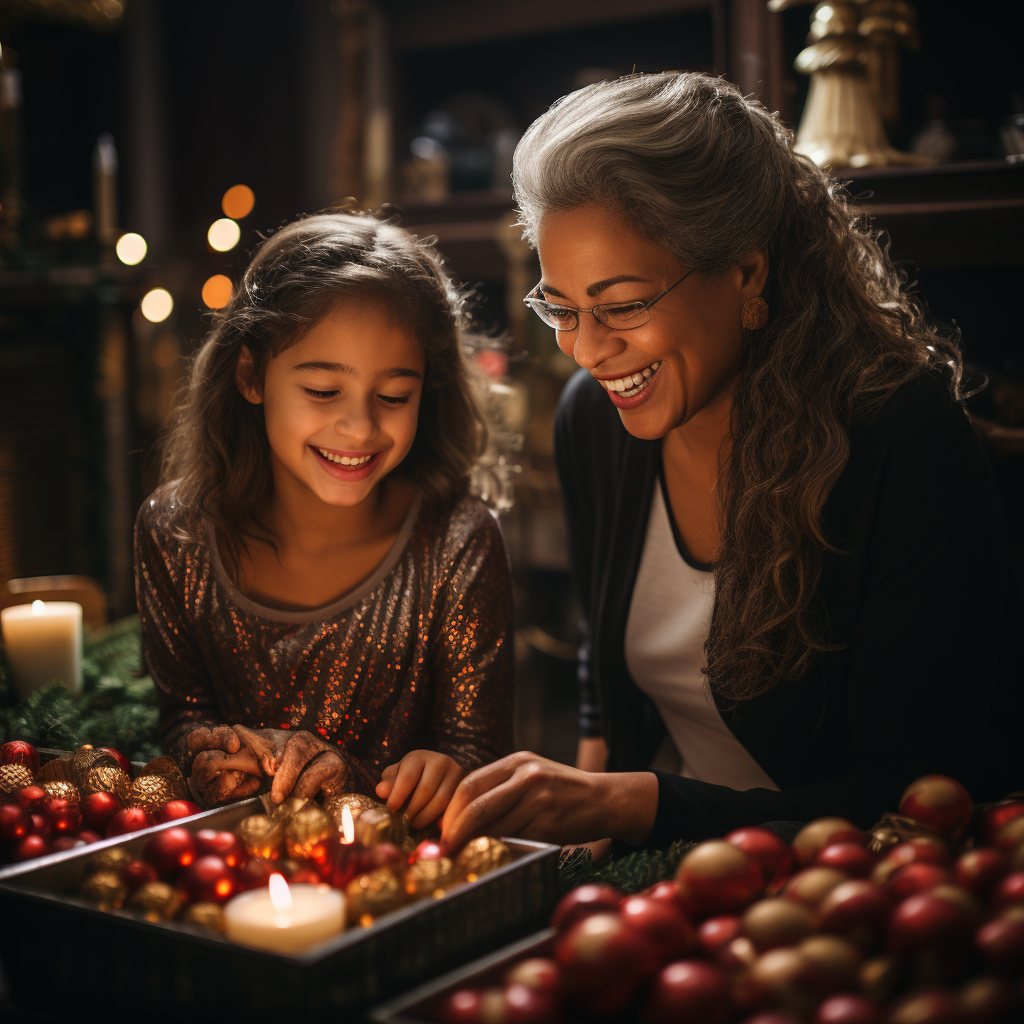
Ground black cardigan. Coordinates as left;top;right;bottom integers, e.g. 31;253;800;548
554;368;1022;848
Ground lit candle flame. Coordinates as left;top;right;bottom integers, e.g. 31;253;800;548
341;804;355;845
268;872;292;913
31;601;45;614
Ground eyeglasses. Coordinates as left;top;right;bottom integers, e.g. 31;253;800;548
522;267;696;332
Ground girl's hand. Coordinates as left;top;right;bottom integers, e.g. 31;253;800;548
376;750;464;830
231;726;353;804
439;752;659;852
189;746;263;805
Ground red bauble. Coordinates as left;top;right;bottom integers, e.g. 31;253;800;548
976;801;1024;845
0;802;33;844
45;797;81;834
975;917;1024;973
641;960;731;1024
12;833;49;861
554;912;660;1015
144;826;198;877
814;993;881;1024
697;915;743;958
725;827;795;885
992;872;1024;909
120;859;160;893
676;841;763;917
194;828;249;869
643;879;691;915
16;785;48;813
550;883;623;931
816;880;889;948
791;819;864;867
106;806;152;837
872;838;950;886
883;862;952;903
898;775;973;840
81;791;122;833
502;982;558;1024
437;989;482;1024
620;894;696;962
0;741;40;775
179;854;237;904
96;746;131;775
411;839;445;862
155;799;202;824
30;812;53;842
955;848;1007;899
814;843;875;879
77;829;102;844
237;856;276;890
505;958;560;994
887;891;975;957
51;835;86;852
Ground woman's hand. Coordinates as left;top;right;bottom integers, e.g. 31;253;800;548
232;726;353;803
439;752;659;852
375;750;464;829
189;747;263;804
186;724;242;756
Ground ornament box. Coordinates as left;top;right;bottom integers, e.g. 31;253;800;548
0;798;559;1023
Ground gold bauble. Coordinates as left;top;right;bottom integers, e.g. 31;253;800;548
0;764;34;794
90;846;132;873
236;814;284;860
354;805;403;847
141;756;188;799
71;747;119;789
41;780;81;802
35;757;73;784
80;870;127;909
454;836;513;880
324;792;380;830
81;765;131;801
128;881;182;922
405;856;458;899
284;803;332;861
269;796;310;824
182;902;226;932
346;867;406;920
129;774;173;811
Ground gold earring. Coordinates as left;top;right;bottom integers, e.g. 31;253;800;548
741;295;769;331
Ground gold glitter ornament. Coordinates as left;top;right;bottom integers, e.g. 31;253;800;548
128;881;182;922
41;780;81;802
236;814;284;860
81;766;131;801
354;806;404;847
182;902;226;932
284;803;332;862
269;796;310;824
141;756;188;799
129;774;173;811
90;846;132;873
80;870;127;909
405;856;458;899
71;747;119;789
454;836;512;880
35;757;73;784
346;867;407;920
324;792;380;830
0;764;34;794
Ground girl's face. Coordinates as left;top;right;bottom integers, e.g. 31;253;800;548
240;297;425;508
535;204;767;440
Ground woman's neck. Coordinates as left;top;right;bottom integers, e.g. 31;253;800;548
664;379;735;481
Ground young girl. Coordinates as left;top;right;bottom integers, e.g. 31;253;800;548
135;212;514;829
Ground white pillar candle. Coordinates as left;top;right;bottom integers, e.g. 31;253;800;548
224;874;345;955
0;601;83;697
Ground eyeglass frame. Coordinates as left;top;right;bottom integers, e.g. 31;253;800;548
522;266;697;331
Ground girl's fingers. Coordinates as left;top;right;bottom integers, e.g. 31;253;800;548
385;758;426;814
376;762;399;799
404;758;453;822
409;768;463;830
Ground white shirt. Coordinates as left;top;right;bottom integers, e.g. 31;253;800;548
624;479;779;792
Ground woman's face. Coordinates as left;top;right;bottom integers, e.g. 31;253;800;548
536;204;765;440
239;297;425;509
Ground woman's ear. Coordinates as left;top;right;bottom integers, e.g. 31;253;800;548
236;346;262;405
738;251;770;298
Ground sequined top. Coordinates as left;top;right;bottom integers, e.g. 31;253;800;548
135;485;514;793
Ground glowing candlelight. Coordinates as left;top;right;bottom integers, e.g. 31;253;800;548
341;804;355;845
0;600;83;697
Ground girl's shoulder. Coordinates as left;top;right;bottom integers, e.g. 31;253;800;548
135;482;206;555
414;491;507;566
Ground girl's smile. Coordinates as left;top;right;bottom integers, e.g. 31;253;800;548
311;446;382;481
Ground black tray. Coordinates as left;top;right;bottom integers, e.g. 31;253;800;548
0;799;559;1023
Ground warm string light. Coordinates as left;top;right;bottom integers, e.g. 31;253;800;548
208;218;241;252
115;232;147;265
140;288;173;323
202;274;233;309
341;804;355;845
222;184;255;220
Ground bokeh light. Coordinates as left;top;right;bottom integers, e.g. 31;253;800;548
221;185;255;220
202;274;234;309
141;288;174;323
115;232;147;265
208;218;241;252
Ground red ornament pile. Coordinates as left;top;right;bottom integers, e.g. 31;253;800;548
437;774;1024;1023
0;741;200;867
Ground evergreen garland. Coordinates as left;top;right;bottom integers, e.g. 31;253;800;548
0;616;159;762
557;839;696;895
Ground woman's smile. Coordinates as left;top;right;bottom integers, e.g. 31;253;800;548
594;360;663;407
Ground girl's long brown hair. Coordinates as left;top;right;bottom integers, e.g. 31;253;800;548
514;72;961;701
161;212;486;554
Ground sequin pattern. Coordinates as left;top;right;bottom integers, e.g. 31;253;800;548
135;486;514;793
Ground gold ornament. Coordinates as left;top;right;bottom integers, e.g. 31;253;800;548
354;805;404;848
405;856;457;899
236;814;284;860
269;796;310;824
80;870;127;909
81;766;131;801
128;881;182;922
868;812;946;855
71;747;119;789
324;792;380;830
129;774;173;811
0;764;34;794
90;846;132;873
182;902;226;932
141;756;188;799
346;867;407;920
454;836;513;880
35;757;74;784
284;803;332;862
740;295;769;331
41;780;81;803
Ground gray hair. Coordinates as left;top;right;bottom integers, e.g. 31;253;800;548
512;72;792;272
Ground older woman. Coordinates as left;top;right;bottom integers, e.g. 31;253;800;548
440;72;1020;852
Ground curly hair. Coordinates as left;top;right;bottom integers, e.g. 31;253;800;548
161;211;487;556
513;72;961;701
